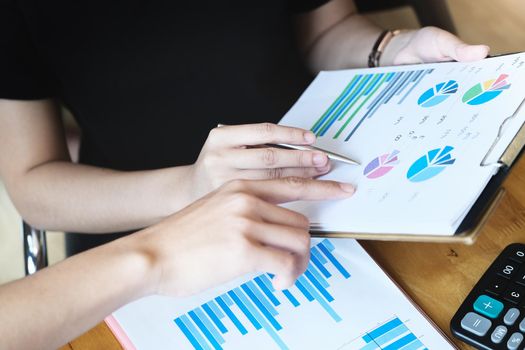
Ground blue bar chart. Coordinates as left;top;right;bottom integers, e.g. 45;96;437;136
174;239;351;350
359;317;428;350
310;69;434;142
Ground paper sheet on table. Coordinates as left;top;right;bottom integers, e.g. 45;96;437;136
108;238;455;349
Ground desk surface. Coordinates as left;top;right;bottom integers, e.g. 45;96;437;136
64;157;525;350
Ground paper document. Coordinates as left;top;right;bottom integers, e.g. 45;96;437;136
107;239;454;349
279;53;525;235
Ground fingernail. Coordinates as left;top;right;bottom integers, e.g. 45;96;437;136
339;183;355;193
316;164;331;173
271;277;284;291
304;132;316;144
313;153;327;166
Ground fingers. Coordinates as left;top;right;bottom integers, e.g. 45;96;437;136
210;123;316;147
229;177;355;204
250;243;310;290
253;198;310;228
435;28;489;62
225;147;329;169
454;44;490;62
396;27;490;64
238;165;331;180
249;222;311;255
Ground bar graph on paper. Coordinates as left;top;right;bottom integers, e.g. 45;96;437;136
111;238;454;349
354;317;428;350
174;239;353;350
311;69;434;142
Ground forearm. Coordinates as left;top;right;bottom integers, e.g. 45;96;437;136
300;0;485;71
0;99;197;233
305;13;415;72
305;14;382;71
8;161;194;233
0;232;156;350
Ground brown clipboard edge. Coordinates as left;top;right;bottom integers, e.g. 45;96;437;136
499;105;525;167
309;94;525;245
310;188;506;245
305;59;525;245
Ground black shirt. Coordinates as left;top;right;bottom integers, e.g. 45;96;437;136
1;0;328;253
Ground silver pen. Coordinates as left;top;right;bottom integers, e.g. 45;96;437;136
217;124;360;166
270;143;359;166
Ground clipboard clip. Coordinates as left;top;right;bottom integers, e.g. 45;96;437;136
480;96;525;168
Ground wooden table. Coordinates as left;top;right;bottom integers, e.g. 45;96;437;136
64;157;525;350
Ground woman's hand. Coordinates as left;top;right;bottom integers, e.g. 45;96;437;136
136;177;355;297
0;177;354;350
188;123;331;200
383;27;490;66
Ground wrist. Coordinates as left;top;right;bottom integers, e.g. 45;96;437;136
119;229;163;298
379;30;415;67
185;162;213;202
161;165;195;215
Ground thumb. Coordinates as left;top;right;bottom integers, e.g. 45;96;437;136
454;44;490;62
436;29;489;62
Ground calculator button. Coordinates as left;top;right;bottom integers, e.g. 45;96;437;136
519;317;525;332
486;276;510;295
461;312;492;336
504;285;525;304
473;295;504;318
504;308;521;325
515;266;525;286
508;247;525;263
497;260;520;279
507;332;523;350
491;325;508;344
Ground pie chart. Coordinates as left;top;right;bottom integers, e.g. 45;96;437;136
407;146;456;182
418;80;458;107
462;74;511;105
363;150;400;179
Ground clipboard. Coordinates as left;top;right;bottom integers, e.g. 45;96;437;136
310;96;525;245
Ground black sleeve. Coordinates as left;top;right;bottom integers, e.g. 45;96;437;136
0;0;56;100
288;0;331;14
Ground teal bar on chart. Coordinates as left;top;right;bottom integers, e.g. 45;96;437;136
309;66;435;142
360;317;427;350
174;239;353;350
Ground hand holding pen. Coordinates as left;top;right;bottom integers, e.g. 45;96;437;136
217;124;358;165
188;123;358;201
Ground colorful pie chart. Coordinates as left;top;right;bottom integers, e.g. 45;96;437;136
363;150;400;179
462;74;511;105
407;146;456;182
418;80;458;107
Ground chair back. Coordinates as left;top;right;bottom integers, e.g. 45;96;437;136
22;221;48;275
